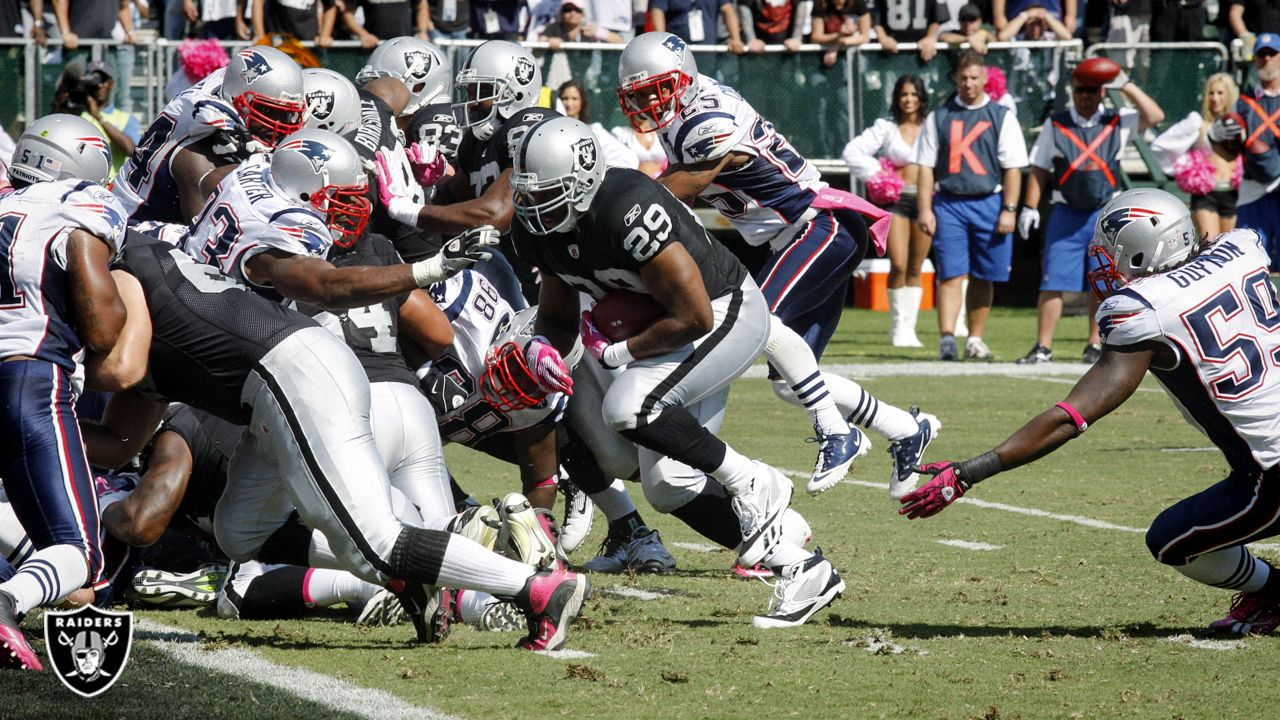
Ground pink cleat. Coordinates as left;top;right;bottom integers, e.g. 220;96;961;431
1209;592;1280;635
512;564;589;651
0;591;41;671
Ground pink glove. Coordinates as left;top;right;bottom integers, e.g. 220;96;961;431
525;336;573;395
898;461;971;519
579;311;611;363
405;141;448;187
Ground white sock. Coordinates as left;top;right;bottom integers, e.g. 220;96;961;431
710;449;756;495
589;480;637;522
1;545;88;614
764;541;812;572
822;373;919;440
765;315;848;435
436;534;535;597
302;568;380;608
455;588;500;626
1175;546;1271;591
307;531;345;572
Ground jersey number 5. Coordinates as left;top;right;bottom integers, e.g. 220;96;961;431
1182;269;1280;399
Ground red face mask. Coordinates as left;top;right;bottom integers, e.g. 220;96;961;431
618;70;691;133
480;341;547;412
234;92;307;146
312;185;372;249
1086;246;1125;300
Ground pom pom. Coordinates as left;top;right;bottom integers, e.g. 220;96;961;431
1173;148;1216;196
1232;156;1243;190
984;66;1008;101
178;39;230;84
865;156;905;206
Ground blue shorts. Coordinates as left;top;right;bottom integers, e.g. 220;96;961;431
1236;192;1280;270
757;208;868;359
932;192;1013;282
0;360;105;589
1040;204;1103;293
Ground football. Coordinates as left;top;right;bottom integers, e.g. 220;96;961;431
590;290;665;342
1072;57;1122;87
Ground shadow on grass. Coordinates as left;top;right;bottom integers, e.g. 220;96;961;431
824;613;1213;639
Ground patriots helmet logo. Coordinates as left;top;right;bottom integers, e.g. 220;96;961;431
1098;206;1160;243
239;50;273;85
76;135;110;167
513;56;536;85
662;35;687;55
278;138;335;174
306;90;335;120
572;138;597;173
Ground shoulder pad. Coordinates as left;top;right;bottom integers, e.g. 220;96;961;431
62;182;128;256
1097;290;1161;347
675;112;741;164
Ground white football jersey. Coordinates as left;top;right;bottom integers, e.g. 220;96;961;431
113;68;241;222
182;153;332;291
1097;228;1280;472
426;271;565;445
658;77;825;250
0;180;127;370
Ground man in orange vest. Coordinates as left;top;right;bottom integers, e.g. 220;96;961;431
1236;33;1280;268
1016;62;1164;365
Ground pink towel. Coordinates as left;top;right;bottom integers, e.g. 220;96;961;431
811;187;890;257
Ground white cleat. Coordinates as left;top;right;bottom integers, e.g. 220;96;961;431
496;492;557;569
732;462;793;567
751;548;845;629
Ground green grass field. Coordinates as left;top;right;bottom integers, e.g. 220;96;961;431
5;307;1279;720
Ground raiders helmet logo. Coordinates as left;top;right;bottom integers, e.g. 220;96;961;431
306;90;335;120
239;50;272;85
513;56;536;86
278;138;336;173
572;138;597;173
404;49;433;80
45;605;133;698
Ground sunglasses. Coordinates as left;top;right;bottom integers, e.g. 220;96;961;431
1259;49;1280;59
561;5;583;12
1072;86;1103;94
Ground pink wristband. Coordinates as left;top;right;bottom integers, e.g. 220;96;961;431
1055;402;1088;433
531;475;559;489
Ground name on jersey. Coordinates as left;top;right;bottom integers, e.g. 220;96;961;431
353;100;383;154
1165;240;1246;288
237;165;276;203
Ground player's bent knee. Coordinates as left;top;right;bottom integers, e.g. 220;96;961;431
601;394;643;432
1144;518;1185;565
641;476;703;514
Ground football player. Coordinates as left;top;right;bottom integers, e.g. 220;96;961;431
114;46;307;225
0;115;129;671
617;32;940;498
901;188;1280;636
512;117;843;627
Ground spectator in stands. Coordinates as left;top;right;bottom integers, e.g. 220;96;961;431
541;1;625;44
1;1;45;45
1228;0;1280;42
914;50;1028;361
201;0;249;39
649;0;749;51
994;0;1075;33
53;60;140;180
939;3;996;53
1150;0;1204;41
996;3;1070;39
164;36;229;99
1234;32;1280;268
339;0;427;46
163;0;196;39
810;0;871;67
426;0;470;39
737;0;806;50
557;79;638;167
1016;63;1164;366
1152;73;1243;240
55;0;136;51
844;74;930;348
586;0;635;40
470;0;523;40
867;0;946;62
251;0;338;45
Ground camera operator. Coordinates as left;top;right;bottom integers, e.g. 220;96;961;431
54;60;140;179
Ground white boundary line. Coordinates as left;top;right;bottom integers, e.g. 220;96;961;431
136;619;455;720
742;362;1094;380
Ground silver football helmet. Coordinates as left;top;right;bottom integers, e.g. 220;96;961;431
355;37;450;117
617;32;699;133
454;40;543;142
219;46;306;146
1088;188;1198;298
302;68;361;136
511;117;605;235
272;130;371;248
9;114;111;186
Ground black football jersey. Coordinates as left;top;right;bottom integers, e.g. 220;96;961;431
157;403;244;528
345;89;400;164
119;231;317;425
408;102;465;165
511;168;747;301
293;233;419;387
455;107;560;199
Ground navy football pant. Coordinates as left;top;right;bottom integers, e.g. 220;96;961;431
1146;465;1280;566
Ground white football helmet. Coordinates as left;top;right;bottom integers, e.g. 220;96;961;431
219;46;307;146
454;40;543;142
1088;188;1198;299
355;37;450;116
511;117;605;235
9;114;111;186
272;130;371;248
302;68;361;136
617;32;699;133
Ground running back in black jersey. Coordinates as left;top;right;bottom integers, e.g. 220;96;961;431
345;89;401;165
154;403;243;529
293;233;419;387
454;107;560;200
511;168;747;301
118;231;318;424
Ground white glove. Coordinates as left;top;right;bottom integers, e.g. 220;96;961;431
1104;69;1131;90
1017;206;1040;239
410;225;500;286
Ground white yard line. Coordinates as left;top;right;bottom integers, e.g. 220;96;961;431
136;619;455;720
603;586;673;601
935;540;1003;551
672;541;721;554
742;362;1094;380
537;649;597;660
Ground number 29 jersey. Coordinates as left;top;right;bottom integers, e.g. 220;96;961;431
1097;229;1280;472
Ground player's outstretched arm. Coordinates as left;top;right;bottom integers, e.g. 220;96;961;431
658;153;740;202
397;288;455;366
900;344;1155;519
67;229;127;355
102;429;194;547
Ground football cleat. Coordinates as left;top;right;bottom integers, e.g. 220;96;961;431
354;587;405;627
1209;592;1280;635
0;590;41;671
751;548;845;629
392;582;453;644
1082;343;1102;365
939;335;958;361
582;529;630;573
625;527;677;574
1015;343;1054;365
558;479;594;556
449;504;501;551
477;600;526;632
887;407;942;499
126;563;228;608
807;426;869;496
513;563;590;651
965;337;994;360
732;462;793;567
496;493;557;569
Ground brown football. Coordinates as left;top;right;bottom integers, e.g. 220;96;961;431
590;290;665;342
1072;57;1122;87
